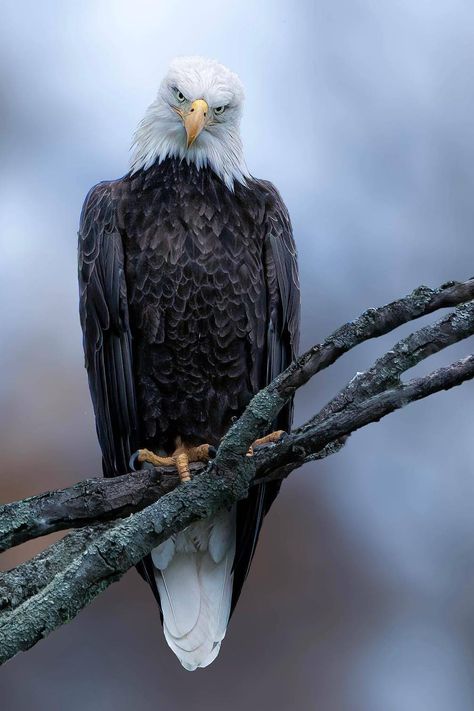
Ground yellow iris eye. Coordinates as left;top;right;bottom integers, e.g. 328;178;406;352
214;106;225;115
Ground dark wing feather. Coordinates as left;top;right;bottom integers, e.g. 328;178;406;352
79;182;162;600
78;181;140;476
231;181;300;612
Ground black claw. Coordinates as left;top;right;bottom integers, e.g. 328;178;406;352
208;446;217;459
129;451;140;471
129;452;156;472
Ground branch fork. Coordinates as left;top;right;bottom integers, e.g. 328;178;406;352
1;277;474;664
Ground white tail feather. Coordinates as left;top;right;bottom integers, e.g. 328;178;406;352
153;507;236;670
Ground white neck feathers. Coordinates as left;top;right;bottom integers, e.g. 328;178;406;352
130;97;249;191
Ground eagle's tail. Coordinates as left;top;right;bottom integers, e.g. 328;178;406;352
151;507;236;671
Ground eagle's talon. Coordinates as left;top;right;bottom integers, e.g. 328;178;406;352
129;450;159;472
133;441;215;482
129;450;140;472
175;452;191;482
257;430;285;446
248;430;286;456
134;448;175;469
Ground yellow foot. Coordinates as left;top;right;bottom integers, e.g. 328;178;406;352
247;430;285;456
135;441;214;483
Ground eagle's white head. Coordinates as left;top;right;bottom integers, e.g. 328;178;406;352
130;56;250;190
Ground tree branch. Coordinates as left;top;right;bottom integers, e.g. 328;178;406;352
256;355;474;480
0;467;184;552
215;278;474;459
1;277;473;665
0;524;112;613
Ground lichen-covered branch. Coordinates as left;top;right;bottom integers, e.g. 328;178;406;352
256;355;474;480
0;277;473;666
0;467;185;552
0;460;254;664
216;277;474;458
298;298;474;433
0;524;112;613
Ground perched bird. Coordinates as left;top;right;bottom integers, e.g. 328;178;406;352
78;56;300;670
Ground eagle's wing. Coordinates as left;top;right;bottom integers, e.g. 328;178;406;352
79;182;163;599
231;181;300;611
78;181;140;477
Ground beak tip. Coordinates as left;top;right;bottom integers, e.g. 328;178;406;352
183;99;208;149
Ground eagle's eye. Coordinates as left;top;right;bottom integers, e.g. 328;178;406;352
175;88;186;103
214;105;225;115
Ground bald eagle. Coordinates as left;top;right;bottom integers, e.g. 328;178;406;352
78;56;300;670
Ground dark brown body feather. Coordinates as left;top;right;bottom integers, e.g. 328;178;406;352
78;157;300;612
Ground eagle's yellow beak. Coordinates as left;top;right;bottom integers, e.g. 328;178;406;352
183;99;208;148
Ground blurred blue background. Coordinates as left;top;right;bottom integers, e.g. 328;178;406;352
1;1;474;709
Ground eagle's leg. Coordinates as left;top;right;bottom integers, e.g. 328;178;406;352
135;440;214;483
247;430;285;456
172;441;213;483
